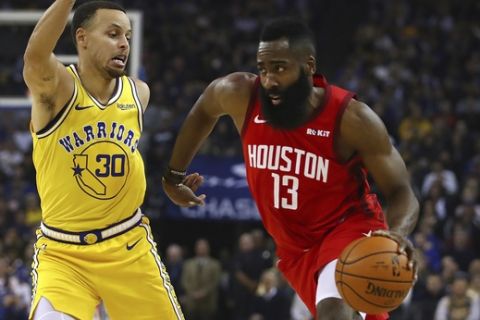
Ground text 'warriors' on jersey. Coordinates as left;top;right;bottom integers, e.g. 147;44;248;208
31;65;146;231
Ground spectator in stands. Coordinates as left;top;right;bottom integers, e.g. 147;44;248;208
444;224;478;272
434;272;480;320
422;161;459;197
181;238;221;320
441;256;460;285
290;292;313;320
413;212;442;272
229;233;270;320
408;273;445;320
0;257;29;319
250;269;291;320
165;243;185;301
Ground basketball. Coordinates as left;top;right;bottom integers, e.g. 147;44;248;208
335;236;415;315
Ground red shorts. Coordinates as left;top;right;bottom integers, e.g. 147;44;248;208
276;211;389;320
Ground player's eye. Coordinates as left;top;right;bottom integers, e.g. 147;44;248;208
257;67;266;75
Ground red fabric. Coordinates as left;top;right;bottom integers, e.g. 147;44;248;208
366;313;390;320
241;75;384;255
276;211;388;318
240;75;390;319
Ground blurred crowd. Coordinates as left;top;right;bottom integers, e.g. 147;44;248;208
1;0;480;319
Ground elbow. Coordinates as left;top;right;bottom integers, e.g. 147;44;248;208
22;57;38;85
23;43;37;64
23;49;43;67
23;51;32;70
23;50;39;75
22;59;33;85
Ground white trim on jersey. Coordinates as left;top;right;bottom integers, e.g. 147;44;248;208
70;64;123;108
36;80;78;139
127;77;144;132
140;222;184;320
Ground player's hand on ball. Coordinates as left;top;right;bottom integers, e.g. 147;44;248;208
371;230;416;272
162;173;206;207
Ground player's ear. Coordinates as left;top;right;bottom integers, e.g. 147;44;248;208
76;28;87;48
307;55;316;75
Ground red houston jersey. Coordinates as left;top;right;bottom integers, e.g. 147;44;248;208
241;75;386;256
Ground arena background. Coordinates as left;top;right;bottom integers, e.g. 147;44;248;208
1;0;480;319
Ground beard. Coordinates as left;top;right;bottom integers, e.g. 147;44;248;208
259;68;312;129
106;67;126;78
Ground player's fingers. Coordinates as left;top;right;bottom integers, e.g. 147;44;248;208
182;173;199;186
372;230;399;246
189;174;204;190
188;194;206;207
372;230;410;256
411;261;418;281
188;194;206;206
190;175;204;192
373;230;401;253
408;260;414;271
372;229;398;241
401;238;415;256
371;229;389;237
170;183;201;207
398;242;407;255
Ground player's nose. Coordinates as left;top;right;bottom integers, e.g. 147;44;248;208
118;35;129;50
262;74;279;90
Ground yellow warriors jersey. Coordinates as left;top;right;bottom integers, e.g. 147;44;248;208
31;65;146;231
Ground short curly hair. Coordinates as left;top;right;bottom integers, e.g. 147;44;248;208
260;17;316;56
71;1;126;46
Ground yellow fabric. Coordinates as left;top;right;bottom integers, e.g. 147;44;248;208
30;221;184;320
31;65;146;231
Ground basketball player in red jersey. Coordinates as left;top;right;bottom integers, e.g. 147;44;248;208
163;18;419;320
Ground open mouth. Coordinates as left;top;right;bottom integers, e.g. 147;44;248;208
111;55;127;68
269;94;282;105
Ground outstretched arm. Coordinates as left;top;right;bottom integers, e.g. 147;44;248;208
168;78;226;172
162;78;228;207
163;73;255;207
23;0;75;131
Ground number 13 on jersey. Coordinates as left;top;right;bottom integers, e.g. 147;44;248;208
272;173;299;210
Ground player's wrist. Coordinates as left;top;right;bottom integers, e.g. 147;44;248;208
162;166;187;186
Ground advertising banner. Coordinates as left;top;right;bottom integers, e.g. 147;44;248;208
165;156;261;221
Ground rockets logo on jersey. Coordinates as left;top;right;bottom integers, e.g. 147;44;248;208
57;121;139;200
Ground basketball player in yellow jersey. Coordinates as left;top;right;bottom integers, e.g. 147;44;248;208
23;1;201;319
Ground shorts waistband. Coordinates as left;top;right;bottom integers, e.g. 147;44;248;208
40;209;142;245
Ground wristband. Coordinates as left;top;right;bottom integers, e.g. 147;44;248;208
163;166;187;186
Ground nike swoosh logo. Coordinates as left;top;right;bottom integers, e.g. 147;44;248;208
126;239;141;250
75;105;95;110
362;230;372;237
254;115;267;124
